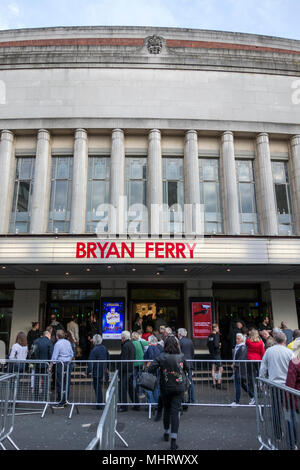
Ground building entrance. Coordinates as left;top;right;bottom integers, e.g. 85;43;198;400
0;285;14;355
129;284;184;333
213;283;270;359
46;284;101;331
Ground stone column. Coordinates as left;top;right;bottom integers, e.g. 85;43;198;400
109;129;125;235
31;129;52;234
220;131;240;235
255;133;278;235
0;130;15;234
269;281;299;331
147;129;163;235
70;129;89;234
184;130;201;235
290;135;300;235
10;279;42;349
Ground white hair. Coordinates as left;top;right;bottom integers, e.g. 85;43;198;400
292;338;300;360
93;334;102;345
148;335;158;345
236;333;244;341
178;328;187;337
121;330;131;341
273;328;286;345
165;327;173;335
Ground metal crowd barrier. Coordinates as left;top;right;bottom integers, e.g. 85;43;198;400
0;360;66;417
86;370;128;450
66;359;261;418
0;373;19;450
0;359;262;420
255;377;300;451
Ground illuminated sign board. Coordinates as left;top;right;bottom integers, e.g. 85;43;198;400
101;299;124;340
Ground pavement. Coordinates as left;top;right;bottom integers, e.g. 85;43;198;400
8;404;259;451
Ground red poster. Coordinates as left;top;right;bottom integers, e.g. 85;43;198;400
192;301;212;339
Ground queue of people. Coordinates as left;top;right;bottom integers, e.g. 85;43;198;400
5;311;300;450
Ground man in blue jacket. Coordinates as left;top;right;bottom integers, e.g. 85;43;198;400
33;330;53;401
87;334;110;409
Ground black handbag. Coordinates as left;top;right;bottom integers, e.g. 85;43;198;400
138;372;157;391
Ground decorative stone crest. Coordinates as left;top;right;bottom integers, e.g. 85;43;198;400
146;35;163;54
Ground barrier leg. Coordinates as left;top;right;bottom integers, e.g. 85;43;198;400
6;435;19;451
115;430;129;448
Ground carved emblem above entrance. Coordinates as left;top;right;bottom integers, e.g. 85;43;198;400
146;35;163;54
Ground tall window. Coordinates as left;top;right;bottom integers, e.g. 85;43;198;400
48;157;73;233
236;160;259;234
86;157;110;233
162;157;184;233
272;161;294;235
10;157;35;233
199;158;222;234
125;157;147;233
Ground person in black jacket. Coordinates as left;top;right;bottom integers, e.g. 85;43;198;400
230;333;255;406
27;322;41;352
119;331;139;412
178;328;195;404
86;334;110;410
148;335;189;451
207;323;223;389
33;330;53;401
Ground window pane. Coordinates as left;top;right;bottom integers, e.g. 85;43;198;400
275;185;289;214
17;182;30;212
240;183;253;213
57;158;69;179
92;180;106;209
203;160;217;180
20;159;33;179
204;182;217;213
129;181;144;206
94;158;106;179
237;161;252;182
167;160;180;180
272;162;286;184
168;181;178;207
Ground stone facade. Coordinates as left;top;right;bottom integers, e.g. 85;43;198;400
0;26;299;351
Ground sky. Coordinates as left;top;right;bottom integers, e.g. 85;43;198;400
0;0;299;40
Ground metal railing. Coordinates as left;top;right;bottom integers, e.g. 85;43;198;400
255;377;300;451
0;359;262;419
86;370;128;450
0;360;67;417
0;373;19;450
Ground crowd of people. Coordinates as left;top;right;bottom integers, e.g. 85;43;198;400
5;312;300;450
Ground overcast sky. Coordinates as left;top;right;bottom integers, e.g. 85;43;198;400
0;0;299;40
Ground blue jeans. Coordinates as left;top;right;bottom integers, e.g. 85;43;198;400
146;385;160;404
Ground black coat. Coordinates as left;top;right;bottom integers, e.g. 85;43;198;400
33;336;53;361
179;336;195;370
148;352;188;394
120;340;135;375
233;344;248;380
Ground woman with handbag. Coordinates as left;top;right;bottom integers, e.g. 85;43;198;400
147;335;189;450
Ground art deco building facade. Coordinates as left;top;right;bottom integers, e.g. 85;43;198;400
0;26;300;355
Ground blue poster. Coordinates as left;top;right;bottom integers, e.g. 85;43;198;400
102;301;124;339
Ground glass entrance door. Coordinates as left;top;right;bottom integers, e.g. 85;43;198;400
47;301;99;330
